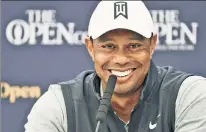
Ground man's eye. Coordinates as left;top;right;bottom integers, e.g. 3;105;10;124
102;44;115;49
128;43;141;48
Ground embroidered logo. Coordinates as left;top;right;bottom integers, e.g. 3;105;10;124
114;2;128;19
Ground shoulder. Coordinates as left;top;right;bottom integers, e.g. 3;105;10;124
28;84;66;117
176;75;206;109
175;75;206;131
25;84;67;132
48;84;66;114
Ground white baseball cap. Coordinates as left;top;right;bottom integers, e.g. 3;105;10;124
88;1;154;39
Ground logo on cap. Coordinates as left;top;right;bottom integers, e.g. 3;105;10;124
114;2;128;19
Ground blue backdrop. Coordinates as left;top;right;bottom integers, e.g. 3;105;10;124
1;1;206;132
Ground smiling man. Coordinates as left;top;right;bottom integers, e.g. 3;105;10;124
85;27;156;123
25;1;206;132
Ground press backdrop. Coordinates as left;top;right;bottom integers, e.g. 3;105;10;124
1;1;206;132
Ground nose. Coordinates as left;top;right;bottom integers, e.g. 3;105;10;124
111;50;129;65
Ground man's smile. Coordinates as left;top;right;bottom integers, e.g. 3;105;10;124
108;68;136;77
105;68;138;83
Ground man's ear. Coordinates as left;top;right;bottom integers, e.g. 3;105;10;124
85;36;94;61
150;34;157;58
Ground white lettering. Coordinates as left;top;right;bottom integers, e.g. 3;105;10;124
6;19;29;45
180;22;198;45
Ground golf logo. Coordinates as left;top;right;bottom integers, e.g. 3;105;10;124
5;9;199;51
6;9;87;46
114;2;128;19
150;10;199;51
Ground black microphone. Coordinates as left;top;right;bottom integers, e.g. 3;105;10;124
95;75;117;132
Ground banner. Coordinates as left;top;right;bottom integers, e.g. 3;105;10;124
1;1;206;132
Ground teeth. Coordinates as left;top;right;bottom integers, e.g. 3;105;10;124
111;69;132;77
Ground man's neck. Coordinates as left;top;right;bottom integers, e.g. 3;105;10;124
100;82;141;123
110;90;141;123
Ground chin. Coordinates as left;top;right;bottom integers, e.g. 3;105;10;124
113;84;138;96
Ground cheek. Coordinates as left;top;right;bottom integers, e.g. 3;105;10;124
139;51;151;74
134;50;151;64
93;52;111;85
132;51;151;75
93;52;110;70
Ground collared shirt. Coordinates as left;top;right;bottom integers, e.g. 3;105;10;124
25;76;206;132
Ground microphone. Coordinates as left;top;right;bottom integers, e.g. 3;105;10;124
95;75;117;132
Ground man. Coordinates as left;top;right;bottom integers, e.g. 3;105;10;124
25;1;206;132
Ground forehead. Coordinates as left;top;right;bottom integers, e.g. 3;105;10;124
97;29;146;42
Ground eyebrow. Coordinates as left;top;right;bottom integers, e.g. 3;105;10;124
128;34;146;41
97;35;113;43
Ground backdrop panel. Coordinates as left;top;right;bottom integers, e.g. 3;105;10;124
1;1;206;132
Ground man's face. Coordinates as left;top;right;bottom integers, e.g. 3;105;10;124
85;29;157;96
